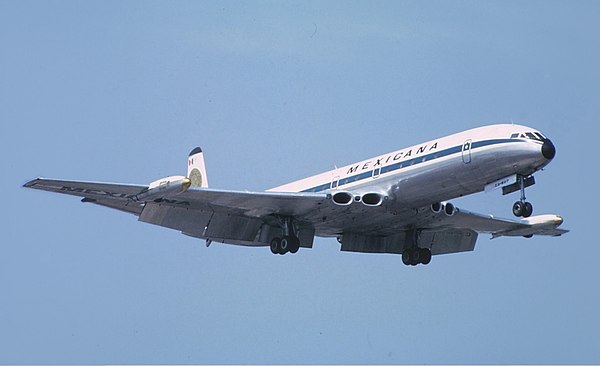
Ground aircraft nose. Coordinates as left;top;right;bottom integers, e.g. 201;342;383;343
542;139;556;160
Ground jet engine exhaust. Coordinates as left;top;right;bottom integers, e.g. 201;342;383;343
444;202;456;216
332;191;353;205
431;202;443;213
361;193;385;206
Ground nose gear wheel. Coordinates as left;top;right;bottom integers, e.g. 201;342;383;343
513;175;534;218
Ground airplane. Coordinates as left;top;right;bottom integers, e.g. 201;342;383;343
24;123;568;266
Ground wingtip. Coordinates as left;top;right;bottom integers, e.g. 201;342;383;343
23;177;42;188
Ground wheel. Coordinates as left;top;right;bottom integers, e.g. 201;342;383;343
523;202;533;218
289;236;300;254
270;237;281;254
410;248;420;266
402;250;411;265
280;236;291;254
512;201;523;217
523;234;533;238
420;248;432;265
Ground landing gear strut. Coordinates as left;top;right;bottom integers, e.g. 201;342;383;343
513;175;533;218
269;217;301;255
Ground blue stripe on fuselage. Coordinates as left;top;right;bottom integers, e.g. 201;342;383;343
301;139;521;193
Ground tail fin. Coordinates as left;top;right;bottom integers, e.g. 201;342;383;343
187;147;208;188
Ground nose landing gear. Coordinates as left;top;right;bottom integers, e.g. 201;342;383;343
513;175;533;218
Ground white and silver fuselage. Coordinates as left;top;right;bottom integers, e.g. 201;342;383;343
23;122;565;257
270;124;555;209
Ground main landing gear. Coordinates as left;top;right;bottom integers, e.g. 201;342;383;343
513;175;533;218
402;247;432;266
270;235;300;255
269;216;300;255
401;229;432;266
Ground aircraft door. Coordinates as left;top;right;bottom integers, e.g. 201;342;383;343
373;168;380;179
331;176;340;189
462;139;472;164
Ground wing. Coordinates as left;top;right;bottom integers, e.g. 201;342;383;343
133;187;567;255
24;177;147;215
24;178;567;256
23;178;332;247
136;187;331;247
338;202;568;256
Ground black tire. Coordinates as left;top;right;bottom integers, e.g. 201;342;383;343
523;202;533;218
289;236;300;254
513;201;523;217
280;236;290;254
420;248;432;265
410;248;420;266
402;250;411;265
270;237;281;255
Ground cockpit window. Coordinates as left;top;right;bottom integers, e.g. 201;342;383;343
526;132;537;140
511;131;546;141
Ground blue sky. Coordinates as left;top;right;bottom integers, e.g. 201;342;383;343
1;0;598;364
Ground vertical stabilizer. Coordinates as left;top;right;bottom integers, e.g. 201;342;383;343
187;147;208;188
